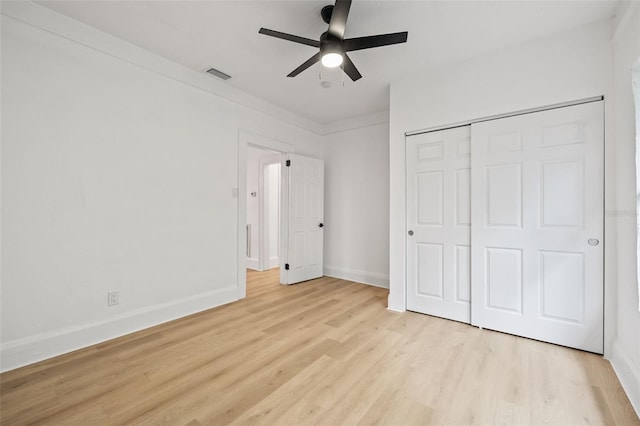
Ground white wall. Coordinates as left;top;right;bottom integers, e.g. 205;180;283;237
611;2;640;414
389;20;614;339
323;123;390;287
0;3;322;371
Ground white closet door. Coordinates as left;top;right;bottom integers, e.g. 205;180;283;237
283;153;324;284
406;126;472;323
471;101;604;353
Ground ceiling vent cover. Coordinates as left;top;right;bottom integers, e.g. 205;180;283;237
205;67;231;80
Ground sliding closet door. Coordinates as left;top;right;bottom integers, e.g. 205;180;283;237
406;126;471;323
471;101;604;353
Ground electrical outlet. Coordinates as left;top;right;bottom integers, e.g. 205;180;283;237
108;291;119;306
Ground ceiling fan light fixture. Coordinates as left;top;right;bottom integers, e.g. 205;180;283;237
321;52;343;68
258;0;408;81
320;41;343;68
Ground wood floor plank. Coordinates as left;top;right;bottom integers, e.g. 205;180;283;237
1;268;638;425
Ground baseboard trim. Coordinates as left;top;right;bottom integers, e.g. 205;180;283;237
0;285;238;373
246;258;260;271
610;339;640;418
323;265;389;288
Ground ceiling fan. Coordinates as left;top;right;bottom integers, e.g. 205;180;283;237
258;0;408;81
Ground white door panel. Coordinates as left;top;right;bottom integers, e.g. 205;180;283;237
283;153;324;284
407;126;471;323
471;101;604;353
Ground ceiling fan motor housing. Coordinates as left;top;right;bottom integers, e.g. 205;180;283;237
320;31;343;56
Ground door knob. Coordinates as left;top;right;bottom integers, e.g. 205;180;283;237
588;238;599;246
319;223;324;228
408;230;414;236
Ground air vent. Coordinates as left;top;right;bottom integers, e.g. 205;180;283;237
205;67;231;80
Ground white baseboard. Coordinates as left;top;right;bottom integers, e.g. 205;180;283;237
246;258;260;271
610;339;640;418
269;256;279;269
0;285;238;373
323;265;389;288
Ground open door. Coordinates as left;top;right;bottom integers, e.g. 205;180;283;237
282;153;324;284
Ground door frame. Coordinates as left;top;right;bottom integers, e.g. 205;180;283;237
237;130;294;299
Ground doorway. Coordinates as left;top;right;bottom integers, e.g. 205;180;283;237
236;131;325;299
237;131;293;299
246;146;282;272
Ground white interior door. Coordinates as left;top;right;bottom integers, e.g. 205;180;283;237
471;101;604;353
283;153;324;284
406;126;472;323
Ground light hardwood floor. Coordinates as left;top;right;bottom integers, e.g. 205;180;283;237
1;269;638;425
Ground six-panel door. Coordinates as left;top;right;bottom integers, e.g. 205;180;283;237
406;126;472;323
284;153;324;284
470;101;604;353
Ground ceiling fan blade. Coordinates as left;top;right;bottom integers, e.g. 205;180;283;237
327;0;352;40
287;52;322;77
341;54;362;81
259;28;320;48
342;31;408;52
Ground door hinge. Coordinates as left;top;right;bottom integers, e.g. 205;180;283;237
285;263;290;270
286;160;291;167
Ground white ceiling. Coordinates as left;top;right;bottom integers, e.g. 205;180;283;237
37;0;619;126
